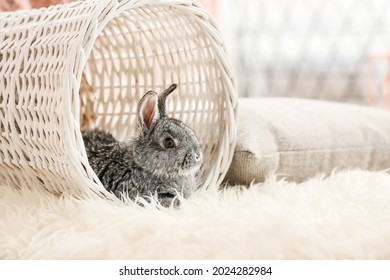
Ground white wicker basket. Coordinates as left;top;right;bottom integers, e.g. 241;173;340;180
0;0;237;198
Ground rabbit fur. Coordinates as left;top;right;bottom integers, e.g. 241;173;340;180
82;84;203;207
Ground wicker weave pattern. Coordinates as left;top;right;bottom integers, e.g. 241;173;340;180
0;0;237;197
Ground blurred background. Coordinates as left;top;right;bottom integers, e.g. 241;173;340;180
199;0;390;108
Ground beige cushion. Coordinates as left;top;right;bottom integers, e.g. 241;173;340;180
225;98;390;185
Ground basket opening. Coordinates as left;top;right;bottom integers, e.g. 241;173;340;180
80;4;226;187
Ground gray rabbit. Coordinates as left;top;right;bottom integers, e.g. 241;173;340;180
82;84;203;207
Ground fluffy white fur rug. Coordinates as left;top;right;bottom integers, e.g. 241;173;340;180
1;169;390;259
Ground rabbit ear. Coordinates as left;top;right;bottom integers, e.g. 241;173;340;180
137;91;160;132
158;84;177;117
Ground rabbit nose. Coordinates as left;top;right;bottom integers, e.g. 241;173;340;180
192;151;202;163
183;151;201;167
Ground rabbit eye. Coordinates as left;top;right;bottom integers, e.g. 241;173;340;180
163;137;175;149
